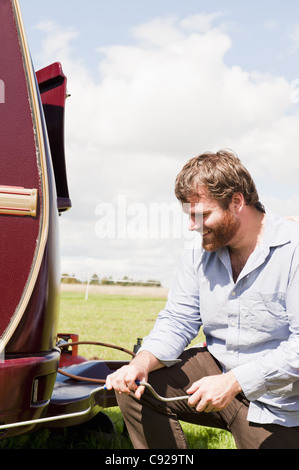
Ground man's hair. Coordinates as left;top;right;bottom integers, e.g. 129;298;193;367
175;149;264;211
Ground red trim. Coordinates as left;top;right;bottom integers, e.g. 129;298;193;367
0;207;30;213
0;188;32;195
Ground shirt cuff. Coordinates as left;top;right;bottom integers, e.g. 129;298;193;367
231;362;268;401
159;359;182;367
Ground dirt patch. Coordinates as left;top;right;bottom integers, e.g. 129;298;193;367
60;283;169;298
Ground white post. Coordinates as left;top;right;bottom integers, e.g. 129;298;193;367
85;278;90;300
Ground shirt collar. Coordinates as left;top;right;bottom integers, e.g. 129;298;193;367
215;208;291;281
263;208;291;249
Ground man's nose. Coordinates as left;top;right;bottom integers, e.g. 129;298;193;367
189;215;202;231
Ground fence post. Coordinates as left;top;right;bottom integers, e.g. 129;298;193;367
85;278;91;300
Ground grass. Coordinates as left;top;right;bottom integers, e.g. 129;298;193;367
57;291;167;360
0;289;236;449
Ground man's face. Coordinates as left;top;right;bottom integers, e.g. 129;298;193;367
184;189;241;252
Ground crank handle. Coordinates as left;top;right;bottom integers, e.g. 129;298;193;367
135;380;189;403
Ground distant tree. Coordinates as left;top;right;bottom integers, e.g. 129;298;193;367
61;273;78;284
101;276;115;285
146;279;161;287
90;273;100;285
115;276;161;287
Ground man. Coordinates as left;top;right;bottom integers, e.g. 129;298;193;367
106;149;299;449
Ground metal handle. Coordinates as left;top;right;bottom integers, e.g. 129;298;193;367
136;380;189;403
0;381;190;431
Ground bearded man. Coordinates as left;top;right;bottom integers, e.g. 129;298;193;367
106;150;299;449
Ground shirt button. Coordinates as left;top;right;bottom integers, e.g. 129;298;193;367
231;291;236;296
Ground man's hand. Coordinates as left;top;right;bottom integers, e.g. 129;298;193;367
105;350;164;400
187;371;242;413
105;363;147;399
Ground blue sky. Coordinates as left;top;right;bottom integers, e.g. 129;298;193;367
22;0;299;80
19;1;299;286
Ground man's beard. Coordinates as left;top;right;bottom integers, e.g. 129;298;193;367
202;209;241;252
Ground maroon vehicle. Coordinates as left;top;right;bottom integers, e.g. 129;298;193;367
0;0;134;438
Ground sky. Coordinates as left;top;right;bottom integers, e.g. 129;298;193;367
19;0;299;287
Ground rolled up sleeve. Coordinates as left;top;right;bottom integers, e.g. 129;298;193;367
233;243;299;401
139;245;202;363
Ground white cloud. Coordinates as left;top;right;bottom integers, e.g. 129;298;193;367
35;20;79;65
180;12;223;32
34;14;299;286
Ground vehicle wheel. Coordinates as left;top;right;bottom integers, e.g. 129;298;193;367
66;411;116;439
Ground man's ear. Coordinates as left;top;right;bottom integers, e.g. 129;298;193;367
230;193;244;214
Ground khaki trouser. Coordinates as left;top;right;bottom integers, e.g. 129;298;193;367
116;347;299;449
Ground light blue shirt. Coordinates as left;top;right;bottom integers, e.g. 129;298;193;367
139;210;299;426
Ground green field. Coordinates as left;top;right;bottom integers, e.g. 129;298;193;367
0;290;236;449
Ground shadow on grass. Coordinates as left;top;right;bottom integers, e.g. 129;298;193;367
0;408;236;450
